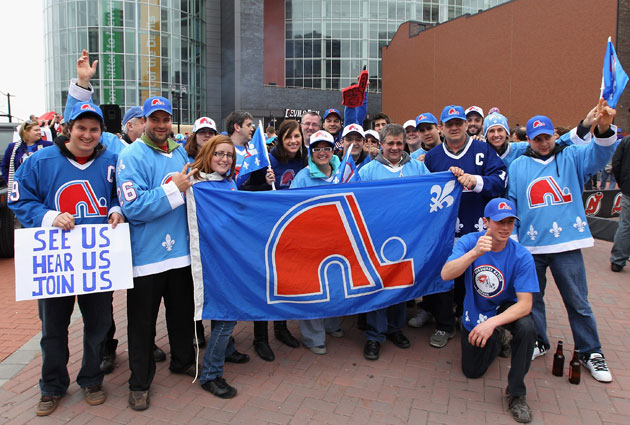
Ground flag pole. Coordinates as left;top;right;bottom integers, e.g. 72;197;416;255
259;120;276;190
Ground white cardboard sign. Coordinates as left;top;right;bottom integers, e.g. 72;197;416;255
14;224;134;301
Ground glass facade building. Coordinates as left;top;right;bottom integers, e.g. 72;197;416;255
284;0;508;92
44;0;206;123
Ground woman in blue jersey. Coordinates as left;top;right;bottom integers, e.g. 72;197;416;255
1;120;52;188
290;130;345;353
241;120;306;361
187;135;242;399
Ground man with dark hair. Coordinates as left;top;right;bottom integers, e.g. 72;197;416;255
225;110;255;177
465;106;484;138
323;108;343;148
372;112;390;134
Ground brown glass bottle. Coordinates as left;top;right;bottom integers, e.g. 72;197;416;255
568;350;581;384
552;341;565;376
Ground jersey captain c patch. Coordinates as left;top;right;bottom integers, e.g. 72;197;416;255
473;265;505;298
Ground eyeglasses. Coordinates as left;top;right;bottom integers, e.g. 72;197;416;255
311;147;333;153
213;151;234;159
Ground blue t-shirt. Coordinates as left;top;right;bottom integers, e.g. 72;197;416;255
447;231;539;332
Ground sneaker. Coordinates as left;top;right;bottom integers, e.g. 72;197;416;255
506;392;533;423
326;329;344;338
35;395;60;416
83;385;107;406
611;263;623;272
408;309;433;328
201;377;237;399
498;327;511;358
531;340;548;360
582;352;613;383
429;329;455;348
308;345;327;355
128;390;150;411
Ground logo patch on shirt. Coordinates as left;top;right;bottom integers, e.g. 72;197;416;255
473;265;505;298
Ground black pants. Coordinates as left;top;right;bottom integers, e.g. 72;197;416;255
253;320;289;343
102;302;118;356
127;266;194;391
419;290;456;332
461;310;536;396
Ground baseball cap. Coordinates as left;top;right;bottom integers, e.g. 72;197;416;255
341;123;365;138
403;120;417;130
143;96;173;117
415;113;438;127
323;108;342;120
440;105;466;123
122;106;143;126
309;130;335;146
69;102;104;122
484;198;519;222
526;115;554;140
465;106;484;118
483;113;509;138
365;129;380;141
193;116;218;133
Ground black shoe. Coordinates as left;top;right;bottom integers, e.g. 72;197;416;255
386;331;410;349
254;341;275;361
153;345;166;363
201;377;237;399
611;263;623;272
225;350;250;364
363;340;381;361
274;329;299;348
100;353;116;374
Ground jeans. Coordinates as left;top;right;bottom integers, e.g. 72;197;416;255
532;250;602;355
461;312;536;397
611;193;630;267
600;169;616;189
299;317;340;348
365;302;406;343
200;320;236;383
39;292;112;396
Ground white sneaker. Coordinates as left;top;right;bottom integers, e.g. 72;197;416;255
582;353;612;383
408;309;433;328
531;340;548;360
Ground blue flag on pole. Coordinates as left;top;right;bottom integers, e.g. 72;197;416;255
332;144;361;184
236;120;270;187
188;172;461;321
602;37;629;109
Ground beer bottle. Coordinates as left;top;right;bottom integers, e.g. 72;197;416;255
568;350;581;384
552;341;565;377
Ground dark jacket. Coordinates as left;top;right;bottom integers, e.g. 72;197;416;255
1;139;53;185
612;135;630;195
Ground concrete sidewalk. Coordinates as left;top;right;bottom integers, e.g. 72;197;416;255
0;240;629;424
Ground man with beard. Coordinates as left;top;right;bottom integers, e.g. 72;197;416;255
466;106;484;139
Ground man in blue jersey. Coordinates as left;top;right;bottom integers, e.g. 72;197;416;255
420;105;507;349
9;102;123;416
358;124;430;360
338;124;371;170
409;113;442;161
117;96;198;410
226;110;255;177
507;101;616;383
442;198;537;424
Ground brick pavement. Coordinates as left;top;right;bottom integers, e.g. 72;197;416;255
0;240;629;424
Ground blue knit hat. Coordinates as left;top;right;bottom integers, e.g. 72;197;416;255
483;113;509;138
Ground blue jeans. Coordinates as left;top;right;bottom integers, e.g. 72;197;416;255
532;250;602;355
611;193;630;267
200;320;236;383
39;292;112;396
365;302;406;343
299;317;340;348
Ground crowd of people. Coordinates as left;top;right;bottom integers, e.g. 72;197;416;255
5;49;629;424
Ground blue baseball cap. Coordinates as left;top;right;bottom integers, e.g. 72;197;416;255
143;96;173;117
122;106;144;126
526;115;554;140
440;105;466;123
323;108;341;120
484;198;519;221
69;102;104;122
415;112;438;127
483;113;509;138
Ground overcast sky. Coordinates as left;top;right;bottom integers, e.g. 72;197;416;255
0;0;46;122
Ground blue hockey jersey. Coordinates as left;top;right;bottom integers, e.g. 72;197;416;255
507;129;617;253
424;138;507;237
358;154;430;181
117;140;191;277
448;232;539;332
9;143;119;228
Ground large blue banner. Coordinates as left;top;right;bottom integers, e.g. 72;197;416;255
188;172;461;321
